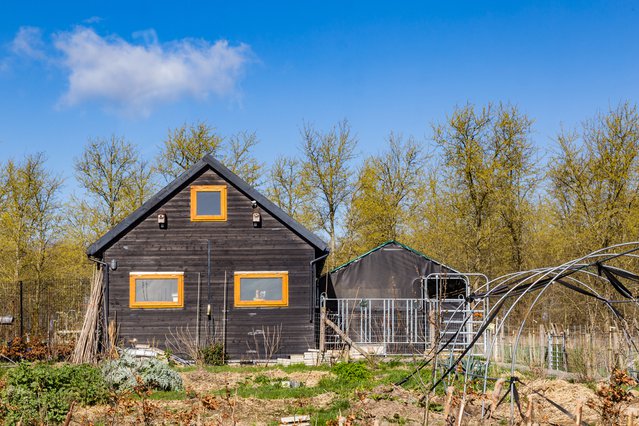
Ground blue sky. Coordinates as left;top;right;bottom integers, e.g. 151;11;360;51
1;1;638;195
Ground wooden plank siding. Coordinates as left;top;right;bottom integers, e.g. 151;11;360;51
102;168;318;359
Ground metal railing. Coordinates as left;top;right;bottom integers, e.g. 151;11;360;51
321;295;486;355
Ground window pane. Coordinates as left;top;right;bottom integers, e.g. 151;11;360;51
239;277;283;301
135;278;179;302
196;191;221;216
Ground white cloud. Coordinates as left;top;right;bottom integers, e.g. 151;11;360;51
83;16;103;24
11;26;47;60
54;27;251;115
7;26;251;115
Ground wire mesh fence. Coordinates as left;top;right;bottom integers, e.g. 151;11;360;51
0;279;91;343
489;323;639;378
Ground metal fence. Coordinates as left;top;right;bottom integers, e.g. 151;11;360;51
0;279;90;343
321;296;486;355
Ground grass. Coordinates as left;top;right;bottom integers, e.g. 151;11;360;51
310;398;351;424
215;360;440;402
148;390;187;400
275;398;351;425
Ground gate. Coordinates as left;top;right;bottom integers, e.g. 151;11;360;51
321;295;486;355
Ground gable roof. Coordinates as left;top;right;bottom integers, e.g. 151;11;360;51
330;240;458;274
87;154;328;257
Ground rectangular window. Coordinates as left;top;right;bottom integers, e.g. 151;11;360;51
129;272;184;309
234;272;288;307
190;185;227;221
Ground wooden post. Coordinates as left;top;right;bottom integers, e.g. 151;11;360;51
19;281;24;339
608;325;613;369
443;386;455;419
324;317;372;361
488;378;506;419
456;398;466;426
626;407;639;426
575;400;583;425
525;396;534;426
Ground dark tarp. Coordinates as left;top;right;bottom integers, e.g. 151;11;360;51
324;241;466;299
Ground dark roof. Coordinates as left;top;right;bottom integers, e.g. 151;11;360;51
87;154;328;257
330;240;458;273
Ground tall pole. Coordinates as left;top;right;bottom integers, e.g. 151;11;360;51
207;239;212;344
103;265;109;351
19;281;24;339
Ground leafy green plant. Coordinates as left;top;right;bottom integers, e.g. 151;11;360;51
102;355;183;391
1;362;108;425
200;343;226;366
332;362;372;382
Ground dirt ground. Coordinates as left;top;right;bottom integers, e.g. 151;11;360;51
73;369;639;425
181;368;330;393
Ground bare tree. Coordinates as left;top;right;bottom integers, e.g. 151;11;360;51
157;122;263;186
0;153;62;283
549;102;639;252
491;104;537;271
156;121;223;180
267;156;314;226
345;133;427;256
301;120;358;267
222;131;264;186
74;135;152;236
433;104;495;273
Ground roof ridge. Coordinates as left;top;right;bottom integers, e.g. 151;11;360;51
330;239;458;273
87;154;328;256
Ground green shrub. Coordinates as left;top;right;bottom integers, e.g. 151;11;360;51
1;362;108;425
331;362;372;382
200;343;226;366
102;355;183;391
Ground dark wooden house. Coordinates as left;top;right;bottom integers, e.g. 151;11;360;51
87;154;328;360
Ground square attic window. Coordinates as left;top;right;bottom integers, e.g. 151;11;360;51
190;185;227;221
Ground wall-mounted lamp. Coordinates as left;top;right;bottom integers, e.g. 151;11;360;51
158;212;168;229
251;200;262;228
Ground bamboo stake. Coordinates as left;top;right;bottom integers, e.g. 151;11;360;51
71;265;103;364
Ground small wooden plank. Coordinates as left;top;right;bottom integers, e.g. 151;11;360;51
280;414;310;424
324;317;372;361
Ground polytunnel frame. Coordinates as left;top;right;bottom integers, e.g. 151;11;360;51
397;242;639;424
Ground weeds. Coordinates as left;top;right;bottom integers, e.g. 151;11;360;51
587;368;637;426
1;362;108;424
201;342;226;366
0;336;73;362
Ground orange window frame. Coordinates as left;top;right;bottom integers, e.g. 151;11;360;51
190;185;227;222
234;272;289;308
129;272;184;309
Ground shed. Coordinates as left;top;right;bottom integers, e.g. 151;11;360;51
87;154;328;360
326;240;466;300
320;241;470;354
